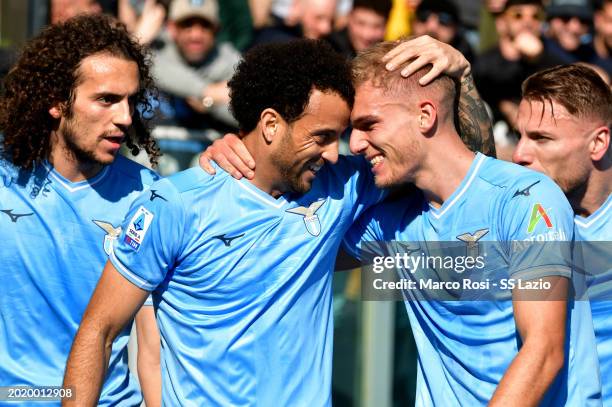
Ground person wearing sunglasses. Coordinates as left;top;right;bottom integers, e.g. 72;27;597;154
411;0;475;62
543;0;608;70
474;0;566;129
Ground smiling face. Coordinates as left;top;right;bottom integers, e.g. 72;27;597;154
52;53;139;171
271;89;351;194
349;81;423;188
512;98;596;194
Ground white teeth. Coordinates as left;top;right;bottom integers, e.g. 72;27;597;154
309;163;323;173
370;156;384;166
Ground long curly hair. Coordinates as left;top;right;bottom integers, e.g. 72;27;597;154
0;14;160;168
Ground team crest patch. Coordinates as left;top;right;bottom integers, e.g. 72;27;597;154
286;200;326;236
93;220;122;255
124;206;154;250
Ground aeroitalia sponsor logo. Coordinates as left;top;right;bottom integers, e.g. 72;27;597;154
527;203;553;233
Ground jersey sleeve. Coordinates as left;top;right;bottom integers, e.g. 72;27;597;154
342;205;386;261
110;178;186;291
333;155;388;221
499;175;574;280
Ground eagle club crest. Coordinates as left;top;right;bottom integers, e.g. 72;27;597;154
93;220;122;255
286;200;326;236
456;228;489;257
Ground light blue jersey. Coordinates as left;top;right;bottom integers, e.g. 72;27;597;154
0;155;158;406
575;193;612;404
110;155;383;406
345;153;601;406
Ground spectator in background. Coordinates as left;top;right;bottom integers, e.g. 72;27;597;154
119;0;167;46
594;0;612;74
326;0;392;59
250;0;337;46
50;0;102;23
474;0;566;129
411;0;475;62
153;0;239;132
544;0;601;65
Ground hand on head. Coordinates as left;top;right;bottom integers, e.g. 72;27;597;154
382;35;471;85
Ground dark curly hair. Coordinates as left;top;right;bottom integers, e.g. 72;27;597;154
228;39;354;133
0;14;160;169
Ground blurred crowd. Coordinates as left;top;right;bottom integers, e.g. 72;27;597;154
2;0;612;167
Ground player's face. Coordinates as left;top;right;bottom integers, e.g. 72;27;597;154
347;8;387;52
513;99;594;194
350;81;423;188
55;54;139;167
271;90;350;194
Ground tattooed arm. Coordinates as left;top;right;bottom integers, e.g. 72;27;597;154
456;72;496;156
382;35;496;156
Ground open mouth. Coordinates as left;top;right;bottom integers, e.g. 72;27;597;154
103;135;125;147
308;162;323;174
369;155;384;168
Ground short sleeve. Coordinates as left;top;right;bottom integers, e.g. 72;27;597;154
110;178;186;291
342;205;386;261
500;175;574;280
340;155;388;222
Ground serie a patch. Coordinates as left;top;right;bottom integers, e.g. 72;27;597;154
124;206;154;251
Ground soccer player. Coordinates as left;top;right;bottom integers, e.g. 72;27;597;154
0;15;160;406
62;39;385;406
512;64;612;404
340;42;601;405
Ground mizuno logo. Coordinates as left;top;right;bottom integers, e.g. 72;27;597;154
457;228;489;248
150;190;167;202
213;233;245;247
286;200;326;236
1;209;34;223
512;180;541;198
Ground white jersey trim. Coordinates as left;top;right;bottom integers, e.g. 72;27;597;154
574;194;612;228
43;163;110;192
109;243;156;291
430;153;486;219
235;178;288;209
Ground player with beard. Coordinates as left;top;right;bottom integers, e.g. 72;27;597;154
513;64;612;404
63;39;387;406
0;14;159;406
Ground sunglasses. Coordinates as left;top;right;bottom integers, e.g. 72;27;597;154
176;17;215;30
507;10;545;21
415;10;457;27
555;15;591;25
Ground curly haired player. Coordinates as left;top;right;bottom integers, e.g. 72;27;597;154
0;14;160;406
